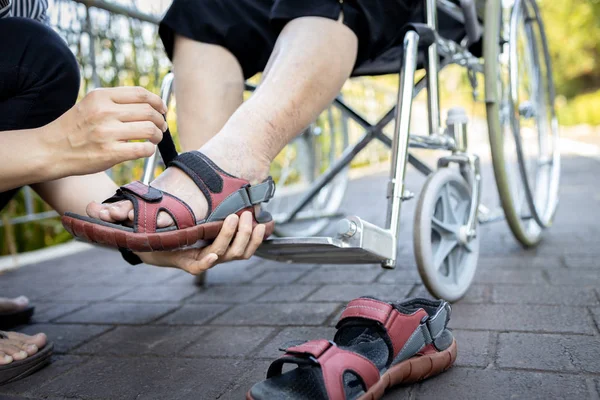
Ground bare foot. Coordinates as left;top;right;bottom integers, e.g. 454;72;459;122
0;296;29;313
0;331;47;364
87;145;270;228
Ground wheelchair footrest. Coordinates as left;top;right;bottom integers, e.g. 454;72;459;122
256;216;396;264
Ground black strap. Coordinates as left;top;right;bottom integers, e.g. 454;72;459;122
157;115;178;165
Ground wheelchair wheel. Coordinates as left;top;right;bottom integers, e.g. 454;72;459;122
414;168;479;302
484;0;560;247
265;105;350;237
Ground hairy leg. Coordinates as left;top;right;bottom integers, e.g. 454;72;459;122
98;16;358;226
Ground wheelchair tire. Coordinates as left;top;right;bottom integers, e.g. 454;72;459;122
414;168;479;302
484;0;560;247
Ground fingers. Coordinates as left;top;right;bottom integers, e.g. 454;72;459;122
223;212;254;260
114;141;157;161
116;103;167;132
107;86;167;114
115;121;164;145
243;223;266;260
208;214;239;258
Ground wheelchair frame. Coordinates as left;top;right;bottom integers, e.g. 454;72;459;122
144;0;559;300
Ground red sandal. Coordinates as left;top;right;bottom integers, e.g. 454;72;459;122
62;151;276;252
248;297;457;400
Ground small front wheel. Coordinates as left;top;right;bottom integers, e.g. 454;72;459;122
414;168;480;302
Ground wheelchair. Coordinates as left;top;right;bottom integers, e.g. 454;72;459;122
144;0;560;301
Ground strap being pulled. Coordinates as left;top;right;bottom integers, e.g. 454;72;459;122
157;115;178;166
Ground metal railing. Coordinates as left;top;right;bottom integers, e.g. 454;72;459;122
0;0;164;227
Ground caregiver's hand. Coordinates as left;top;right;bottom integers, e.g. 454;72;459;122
45;86;167;177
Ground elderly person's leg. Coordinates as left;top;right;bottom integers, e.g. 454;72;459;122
96;15;358;226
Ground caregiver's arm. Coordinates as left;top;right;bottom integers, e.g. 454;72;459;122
0;86;167;192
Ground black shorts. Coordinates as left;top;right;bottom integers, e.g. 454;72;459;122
159;0;418;79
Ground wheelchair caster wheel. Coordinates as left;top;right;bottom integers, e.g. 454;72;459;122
414;168;479;302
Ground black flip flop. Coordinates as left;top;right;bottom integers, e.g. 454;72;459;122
0;306;35;330
0;333;53;385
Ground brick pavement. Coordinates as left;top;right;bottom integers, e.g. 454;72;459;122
1;155;599;399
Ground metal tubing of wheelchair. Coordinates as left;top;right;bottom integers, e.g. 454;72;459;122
142;72;175;185
383;31;420;269
426;0;441;135
284;131;375;222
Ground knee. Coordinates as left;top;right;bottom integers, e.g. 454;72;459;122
2;18;80;104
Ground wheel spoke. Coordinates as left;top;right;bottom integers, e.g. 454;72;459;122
440;184;457;224
432;217;457;236
434;238;458;272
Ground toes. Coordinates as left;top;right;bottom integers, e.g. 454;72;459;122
156;211;175;228
4;332;47;349
0;343;28;360
108;201;133;222
0;352;12;365
0;296;29;313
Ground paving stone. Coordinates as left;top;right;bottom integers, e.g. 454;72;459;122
32;357;249;400
497;332;600;373
218;360;271;400
56;302;178;325
183;327;275;358
114;284;199;303
563;255;600;269
449;304;595;334
412;284;491;304
189;285;271;303
0;283;66;301
546;269;600;286
451;330;491;367
591;308;600;333
492;285;599;306
17;324;112;353
255;327;337;359
299;265;381;284
306;284;413;302
377;267;424;285
0;355;89;396
31;302;89;323
255;285;320;302
211;303;340;326
155;304;230;325
38;284;130;302
414;367;589;400
474;268;545;284
476;256;563;269
93;265;182;285
251;269;309;284
73;326;207;356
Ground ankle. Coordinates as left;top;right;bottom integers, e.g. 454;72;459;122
200;144;271;185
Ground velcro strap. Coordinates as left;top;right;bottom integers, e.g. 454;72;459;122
169;151;224;193
426;302;451;339
120;181;163;202
285;339;332;358
247;177;276;204
338;298;428;360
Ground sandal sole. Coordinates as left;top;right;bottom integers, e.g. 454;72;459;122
245;340;457;400
62;216;275;252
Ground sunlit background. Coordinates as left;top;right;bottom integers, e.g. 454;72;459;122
1;0;598;256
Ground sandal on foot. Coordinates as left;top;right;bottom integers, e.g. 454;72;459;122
0;333;53;385
62;151;276;252
0;306;35;330
248;297;456;400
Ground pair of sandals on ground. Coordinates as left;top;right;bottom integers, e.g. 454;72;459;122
4;150;457;396
1;295;456;398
